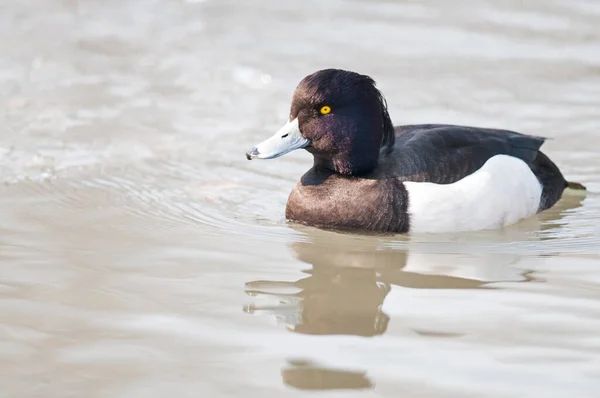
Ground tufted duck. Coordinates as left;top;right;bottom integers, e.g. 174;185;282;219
246;69;585;234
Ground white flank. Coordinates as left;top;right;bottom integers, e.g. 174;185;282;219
404;155;542;233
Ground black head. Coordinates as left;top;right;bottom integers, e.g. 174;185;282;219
291;69;395;175
246;69;395;176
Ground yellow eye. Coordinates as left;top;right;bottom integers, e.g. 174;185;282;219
320;105;331;115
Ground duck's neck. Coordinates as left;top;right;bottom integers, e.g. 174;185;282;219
313;152;379;176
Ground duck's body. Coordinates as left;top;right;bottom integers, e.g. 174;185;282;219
246;69;584;234
286;124;567;233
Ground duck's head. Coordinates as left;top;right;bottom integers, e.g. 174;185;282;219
246;69;395;176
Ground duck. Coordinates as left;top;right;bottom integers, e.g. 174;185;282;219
245;69;585;234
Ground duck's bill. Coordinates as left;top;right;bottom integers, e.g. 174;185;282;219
246;118;310;160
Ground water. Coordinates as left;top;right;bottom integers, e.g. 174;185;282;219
1;1;599;397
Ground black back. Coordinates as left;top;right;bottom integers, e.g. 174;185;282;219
370;124;547;183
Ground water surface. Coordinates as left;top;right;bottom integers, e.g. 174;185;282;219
1;1;600;397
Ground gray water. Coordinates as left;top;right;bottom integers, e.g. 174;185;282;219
1;1;600;397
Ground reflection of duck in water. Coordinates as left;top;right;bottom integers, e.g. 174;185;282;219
247;247;392;336
245;236;513;337
245;193;584;337
244;234;499;337
281;359;373;391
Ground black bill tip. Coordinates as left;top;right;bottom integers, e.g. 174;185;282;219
246;147;259;160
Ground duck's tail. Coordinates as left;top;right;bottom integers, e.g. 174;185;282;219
567;181;587;190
